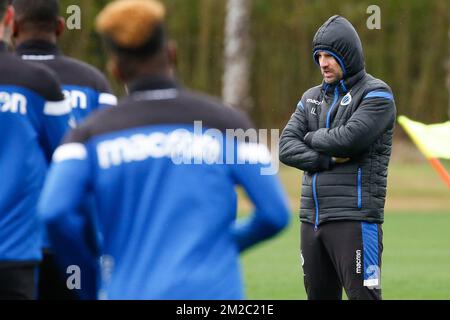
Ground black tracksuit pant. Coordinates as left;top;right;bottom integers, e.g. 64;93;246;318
38;251;78;300
301;221;383;300
0;263;37;300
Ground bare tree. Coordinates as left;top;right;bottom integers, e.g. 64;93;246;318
223;0;251;112
448;27;450;118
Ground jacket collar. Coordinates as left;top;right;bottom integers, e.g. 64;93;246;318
15;39;61;57
322;69;366;94
128;75;180;94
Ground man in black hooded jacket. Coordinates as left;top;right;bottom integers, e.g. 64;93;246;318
279;15;396;300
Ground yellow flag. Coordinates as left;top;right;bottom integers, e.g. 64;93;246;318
398;116;450;159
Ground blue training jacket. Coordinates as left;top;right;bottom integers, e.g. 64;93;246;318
16;40;117;125
0;41;71;263
38;76;291;300
17;39;117;257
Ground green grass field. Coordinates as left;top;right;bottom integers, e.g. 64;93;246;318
238;146;450;300
242;212;450;300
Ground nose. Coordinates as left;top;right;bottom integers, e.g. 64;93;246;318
319;56;329;68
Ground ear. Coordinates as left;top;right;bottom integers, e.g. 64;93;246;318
12;19;19;38
107;57;124;81
166;41;178;70
55;17;65;38
4;6;14;29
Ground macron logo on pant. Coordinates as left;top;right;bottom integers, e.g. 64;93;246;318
356;249;362;274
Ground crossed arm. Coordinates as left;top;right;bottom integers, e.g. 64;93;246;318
279;102;333;172
279;91;396;172
304;93;396;158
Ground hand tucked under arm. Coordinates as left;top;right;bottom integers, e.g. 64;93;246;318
279;105;333;172
303;92;396;158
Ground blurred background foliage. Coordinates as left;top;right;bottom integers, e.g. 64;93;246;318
58;0;449;130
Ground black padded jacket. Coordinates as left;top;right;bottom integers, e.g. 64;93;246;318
279;15;396;227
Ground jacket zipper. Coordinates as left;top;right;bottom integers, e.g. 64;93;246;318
326;86;340;128
313;173;319;230
313;86;340;230
357;167;362;209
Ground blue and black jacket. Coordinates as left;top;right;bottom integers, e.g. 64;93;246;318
38;76;290;300
0;41;71;263
280;15;397;227
16;40;117;125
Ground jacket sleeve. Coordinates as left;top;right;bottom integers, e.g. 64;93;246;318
279;100;332;172
97;76;118;109
230;143;291;252
39;98;72;157
33;68;72;159
38;140;99;300
306;89;396;157
90;66;118;109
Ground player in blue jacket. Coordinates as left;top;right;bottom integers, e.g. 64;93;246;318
12;0;117;126
38;0;290;300
11;0;117;300
0;0;71;299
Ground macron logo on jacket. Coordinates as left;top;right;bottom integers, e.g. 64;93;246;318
63;88;117;111
0;90;71;117
307;98;323;106
0;92;27;114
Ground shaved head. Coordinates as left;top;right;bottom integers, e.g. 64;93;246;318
13;0;59;32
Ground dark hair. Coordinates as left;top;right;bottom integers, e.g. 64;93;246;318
105;23;166;60
104;23;167;80
12;0;59;32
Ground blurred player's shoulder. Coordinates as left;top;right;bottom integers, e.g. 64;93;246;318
65;87;254;144
0;50;63;101
171;88;255;131
50;55;112;91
